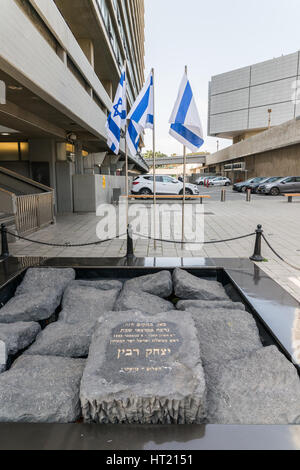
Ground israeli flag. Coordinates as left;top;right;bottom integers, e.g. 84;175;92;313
106;67;127;155
126;71;154;156
169;72;204;152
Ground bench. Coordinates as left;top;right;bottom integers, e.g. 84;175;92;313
128;195;211;204
284;194;300;203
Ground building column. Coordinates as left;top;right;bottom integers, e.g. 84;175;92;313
77;39;95;68
102;80;113;100
28;139;57;190
74;141;83;175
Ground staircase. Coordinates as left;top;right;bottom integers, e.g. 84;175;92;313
0;166;55;237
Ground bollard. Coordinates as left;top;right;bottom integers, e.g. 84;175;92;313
0;224;9;260
126;224;135;259
250;224;264;262
246;189;251;202
221;188;226;202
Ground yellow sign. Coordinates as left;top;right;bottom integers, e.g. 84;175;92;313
102;176;106;189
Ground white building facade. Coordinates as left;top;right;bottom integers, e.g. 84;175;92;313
208;51;300;143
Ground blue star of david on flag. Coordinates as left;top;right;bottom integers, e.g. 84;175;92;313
106;67;127;155
113;98;126;120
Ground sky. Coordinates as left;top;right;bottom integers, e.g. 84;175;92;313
143;0;300;155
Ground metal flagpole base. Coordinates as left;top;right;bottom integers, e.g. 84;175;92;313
124;224;136;263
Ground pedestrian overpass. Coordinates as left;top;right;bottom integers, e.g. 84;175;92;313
147;154;208;167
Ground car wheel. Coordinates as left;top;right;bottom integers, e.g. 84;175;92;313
241;186;247;192
270;187;280;196
139;188;152;195
225;182;230;186
179;188;193;196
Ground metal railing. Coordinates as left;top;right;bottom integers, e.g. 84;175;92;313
15;192;54;235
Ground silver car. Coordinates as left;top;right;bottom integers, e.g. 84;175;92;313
259;176;300;196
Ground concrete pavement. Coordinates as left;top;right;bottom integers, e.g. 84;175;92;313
6;187;300;302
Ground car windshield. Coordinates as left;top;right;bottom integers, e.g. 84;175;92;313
264;177;281;183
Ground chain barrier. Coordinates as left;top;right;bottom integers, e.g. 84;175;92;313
2;224;300;271
262;234;300;271
132;232;255;245
3;229;127;248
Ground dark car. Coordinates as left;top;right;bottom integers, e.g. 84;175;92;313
233;178;259;192
242;177;268;193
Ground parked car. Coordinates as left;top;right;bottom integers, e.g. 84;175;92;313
195;176;215;185
245;177;280;193
256;177;283;194
131;175;200;195
233;177;265;192
258;176;300;196
209;176;231;187
233;178;255;192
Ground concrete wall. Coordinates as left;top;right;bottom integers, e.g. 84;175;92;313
55;161;74;213
73;174;128;212
247;145;300;178
210;144;300;182
207;118;300;166
95;175;127;207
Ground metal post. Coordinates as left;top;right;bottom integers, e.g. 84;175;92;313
181;65;188;246
250;224;264;262
0;224;9;260
125;123;129;228
152;68;157;250
126;224;134;259
123;60;129;230
221;188;226;202
246;188;251;202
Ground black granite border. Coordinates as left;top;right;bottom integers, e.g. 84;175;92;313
0;256;299;450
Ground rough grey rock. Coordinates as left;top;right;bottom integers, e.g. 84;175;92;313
173;268;229;300
188;308;262;367
16;268;75;296
114;288;174;315
0;355;85;423
123;271;173;298
68;279;123;291
0;340;7;374
25;320;94;358
206;346;300;424
60;285;120;324
176;300;246;311
0;322;41;356
0;289;62;323
80;310;206;424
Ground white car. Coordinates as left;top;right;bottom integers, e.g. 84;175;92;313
209;177;231;186
131;175;200;195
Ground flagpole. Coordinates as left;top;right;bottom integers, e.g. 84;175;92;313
182;65;188;245
124;60;129;230
152;67;157;249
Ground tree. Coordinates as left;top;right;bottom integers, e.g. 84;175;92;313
142;150;168;159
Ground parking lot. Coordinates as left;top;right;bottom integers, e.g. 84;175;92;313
192;185;284;202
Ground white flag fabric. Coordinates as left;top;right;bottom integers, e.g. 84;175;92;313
106;67;127;155
126;71;154;157
169;72;204;152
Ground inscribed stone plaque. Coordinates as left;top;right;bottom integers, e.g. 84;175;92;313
80;310;206;424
